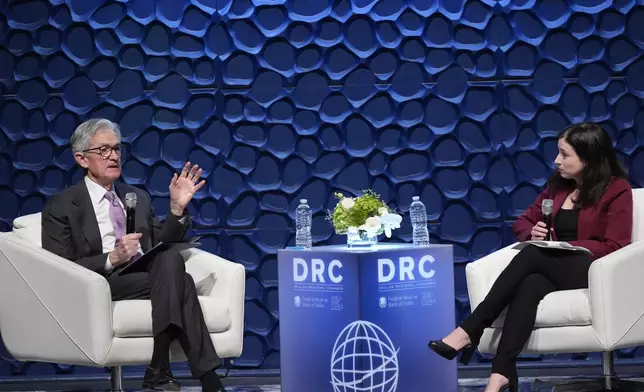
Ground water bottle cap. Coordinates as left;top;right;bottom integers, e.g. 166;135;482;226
412;196;420;201
300;199;307;204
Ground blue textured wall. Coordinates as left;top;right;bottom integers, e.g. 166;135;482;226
1;0;644;380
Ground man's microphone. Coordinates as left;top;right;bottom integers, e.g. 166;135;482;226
542;199;553;241
125;192;137;234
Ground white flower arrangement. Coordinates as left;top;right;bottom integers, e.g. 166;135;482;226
326;190;403;238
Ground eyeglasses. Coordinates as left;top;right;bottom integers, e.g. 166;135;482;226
83;145;122;159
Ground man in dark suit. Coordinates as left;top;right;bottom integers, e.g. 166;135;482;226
41;118;226;392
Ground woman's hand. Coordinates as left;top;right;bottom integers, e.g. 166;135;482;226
530;221;552;240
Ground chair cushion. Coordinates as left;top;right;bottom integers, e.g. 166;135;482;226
112;297;231;337
492;288;591;328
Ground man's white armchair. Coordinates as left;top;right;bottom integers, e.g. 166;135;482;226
0;213;245;391
465;188;644;391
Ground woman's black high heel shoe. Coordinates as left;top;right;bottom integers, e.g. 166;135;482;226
427;337;479;365
498;384;516;392
498;373;519;392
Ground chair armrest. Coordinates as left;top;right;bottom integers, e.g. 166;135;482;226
182;248;246;356
465;243;519;311
588;241;644;350
0;233;113;365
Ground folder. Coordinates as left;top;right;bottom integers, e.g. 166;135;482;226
115;236;202;275
512;240;592;256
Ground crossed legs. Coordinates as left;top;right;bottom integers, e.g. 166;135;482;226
109;248;224;391
431;245;593;391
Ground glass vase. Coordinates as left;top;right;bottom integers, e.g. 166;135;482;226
346;228;378;248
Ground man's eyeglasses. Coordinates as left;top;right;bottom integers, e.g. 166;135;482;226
83;145;122;159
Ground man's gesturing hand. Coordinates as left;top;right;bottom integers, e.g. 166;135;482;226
169;162;206;216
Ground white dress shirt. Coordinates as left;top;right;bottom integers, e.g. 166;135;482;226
84;176;142;272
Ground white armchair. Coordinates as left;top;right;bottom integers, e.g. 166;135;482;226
0;213;245;391
465;188;644;391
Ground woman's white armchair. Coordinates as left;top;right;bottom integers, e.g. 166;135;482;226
465;188;644;391
0;213;245;391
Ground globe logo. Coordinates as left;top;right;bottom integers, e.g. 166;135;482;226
330;320;399;392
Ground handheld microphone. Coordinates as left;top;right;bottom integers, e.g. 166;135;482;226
542;199;553;241
125;192;137;234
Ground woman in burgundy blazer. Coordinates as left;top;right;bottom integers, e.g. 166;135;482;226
512;175;633;260
428;123;634;392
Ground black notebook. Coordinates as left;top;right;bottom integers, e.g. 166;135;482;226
115;237;202;275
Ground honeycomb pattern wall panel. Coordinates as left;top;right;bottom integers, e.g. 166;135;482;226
0;0;643;379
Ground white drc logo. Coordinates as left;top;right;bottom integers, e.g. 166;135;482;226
293;258;343;284
377;255;436;283
330;320;399;392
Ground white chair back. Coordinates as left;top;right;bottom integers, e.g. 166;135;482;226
632;188;644;242
12;212;42;247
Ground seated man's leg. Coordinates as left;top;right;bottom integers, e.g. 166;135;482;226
149;247;225;392
147;247;188;335
108;271;150;300
107;270;181;391
174;272;225;391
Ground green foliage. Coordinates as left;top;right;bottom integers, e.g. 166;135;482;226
326;190;389;235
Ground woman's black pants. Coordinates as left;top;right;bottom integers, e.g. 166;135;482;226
460;245;593;378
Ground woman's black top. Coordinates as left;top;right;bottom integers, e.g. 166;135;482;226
555;208;579;242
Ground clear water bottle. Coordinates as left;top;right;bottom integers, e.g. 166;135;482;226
295;199;312;249
410;196;430;246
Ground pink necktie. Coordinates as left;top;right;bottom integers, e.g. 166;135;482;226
104;191;125;241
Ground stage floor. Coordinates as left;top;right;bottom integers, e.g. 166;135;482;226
5;374;644;392
5;378;627;392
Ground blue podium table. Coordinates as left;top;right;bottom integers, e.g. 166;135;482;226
277;243;456;392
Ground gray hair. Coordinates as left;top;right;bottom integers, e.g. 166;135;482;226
70;118;122;153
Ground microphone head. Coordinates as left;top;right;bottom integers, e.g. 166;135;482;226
125;192;137;209
542;198;553;215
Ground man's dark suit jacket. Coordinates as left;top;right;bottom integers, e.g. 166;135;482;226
41;180;190;277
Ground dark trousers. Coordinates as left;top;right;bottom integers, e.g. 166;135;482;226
107;247;222;378
460;245;593;378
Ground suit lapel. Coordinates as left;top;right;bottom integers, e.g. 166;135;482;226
576;200;592;241
72;183;103;255
552;190;566;219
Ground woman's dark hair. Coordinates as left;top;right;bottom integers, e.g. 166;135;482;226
547;122;628;207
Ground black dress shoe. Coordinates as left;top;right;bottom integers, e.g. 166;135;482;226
427;338;479;365
200;369;227;392
142;366;181;391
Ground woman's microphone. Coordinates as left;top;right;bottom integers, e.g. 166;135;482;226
125;193;137;234
542;199;553;241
